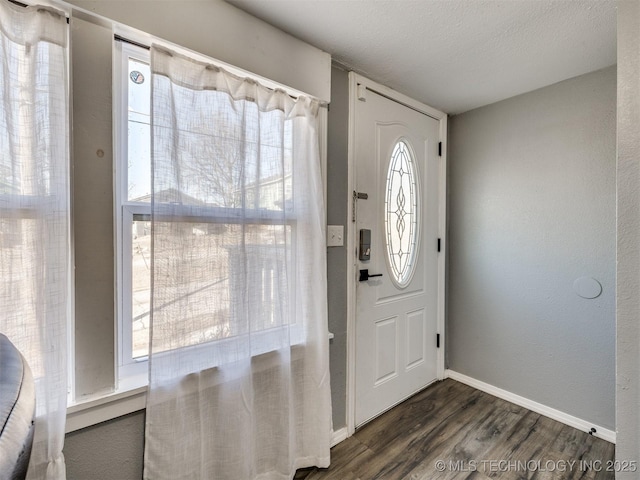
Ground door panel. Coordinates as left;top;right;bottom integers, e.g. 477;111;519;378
355;88;440;427
406;309;425;369
374;317;398;384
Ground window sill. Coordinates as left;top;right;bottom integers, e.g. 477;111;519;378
65;332;334;434
66;384;147;433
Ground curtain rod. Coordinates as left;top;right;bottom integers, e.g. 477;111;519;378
115;34;150;51
114;34;328;108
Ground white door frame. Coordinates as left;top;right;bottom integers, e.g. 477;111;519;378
346;72;447;436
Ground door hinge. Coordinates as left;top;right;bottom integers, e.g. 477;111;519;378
437;238;441;252
437;333;441;349
438;142;442;157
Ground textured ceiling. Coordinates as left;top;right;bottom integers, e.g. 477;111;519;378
226;0;617;114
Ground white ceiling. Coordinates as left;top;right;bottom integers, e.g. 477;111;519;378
226;0;617;114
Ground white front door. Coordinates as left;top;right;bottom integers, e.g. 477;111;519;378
354;85;441;427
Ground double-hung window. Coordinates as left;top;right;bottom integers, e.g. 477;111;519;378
115;40;308;385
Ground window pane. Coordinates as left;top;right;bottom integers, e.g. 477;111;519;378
128;58;151;202
149;222;291;355
132;217;151;359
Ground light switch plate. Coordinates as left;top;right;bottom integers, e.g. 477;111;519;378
327;225;344;247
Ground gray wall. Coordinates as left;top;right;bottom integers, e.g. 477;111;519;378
616;0;640;473
447;67;616;430
327;65;350;430
64;412;145;480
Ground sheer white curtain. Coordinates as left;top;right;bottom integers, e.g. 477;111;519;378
144;46;332;479
0;2;70;479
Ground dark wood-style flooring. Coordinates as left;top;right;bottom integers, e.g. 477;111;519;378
296;379;615;480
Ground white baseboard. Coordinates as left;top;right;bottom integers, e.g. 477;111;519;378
330;426;349;447
445;369;615;444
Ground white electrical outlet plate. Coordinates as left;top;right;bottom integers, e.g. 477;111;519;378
327;225;344;247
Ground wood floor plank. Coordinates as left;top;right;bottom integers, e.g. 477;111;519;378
297;379;615;480
464;472;495;480
482;411;568;479
360;390;495;479
395;391;511;474
405;397;527;480
328;383;484;479
304;437;376;480
355;380;474;453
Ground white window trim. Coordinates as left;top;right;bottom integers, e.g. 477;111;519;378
66;385;147;433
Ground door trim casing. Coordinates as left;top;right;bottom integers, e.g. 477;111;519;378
346;72;448;436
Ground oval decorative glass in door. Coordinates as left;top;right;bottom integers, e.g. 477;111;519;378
385;140;419;287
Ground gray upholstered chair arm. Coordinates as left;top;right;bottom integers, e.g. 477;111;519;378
0;334;36;480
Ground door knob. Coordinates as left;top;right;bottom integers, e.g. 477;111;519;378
359;269;383;282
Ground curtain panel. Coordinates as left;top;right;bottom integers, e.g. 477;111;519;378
0;1;70;479
144;46;331;479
